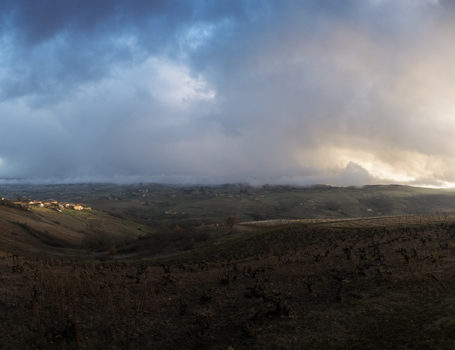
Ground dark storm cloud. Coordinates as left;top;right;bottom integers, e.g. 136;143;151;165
3;0;191;44
0;0;251;101
0;0;454;186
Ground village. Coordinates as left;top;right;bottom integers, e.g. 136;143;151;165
0;197;91;213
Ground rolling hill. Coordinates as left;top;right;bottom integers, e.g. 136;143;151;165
3;185;455;348
0;201;147;257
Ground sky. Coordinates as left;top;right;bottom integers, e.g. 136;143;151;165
0;0;454;187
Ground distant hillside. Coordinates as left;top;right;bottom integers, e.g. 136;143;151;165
2;184;455;227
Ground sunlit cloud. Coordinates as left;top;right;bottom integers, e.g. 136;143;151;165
144;58;216;108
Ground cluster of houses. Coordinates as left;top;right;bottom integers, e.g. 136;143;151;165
0;197;91;213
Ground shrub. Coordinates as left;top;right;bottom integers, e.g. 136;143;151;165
225;216;239;228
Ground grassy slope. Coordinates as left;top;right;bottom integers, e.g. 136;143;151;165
0;205;147;257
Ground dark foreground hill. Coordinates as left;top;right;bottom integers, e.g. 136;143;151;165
3;213;455;349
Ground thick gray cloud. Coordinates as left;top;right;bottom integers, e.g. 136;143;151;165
0;0;454;186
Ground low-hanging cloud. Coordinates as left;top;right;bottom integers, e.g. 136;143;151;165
0;0;454;186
